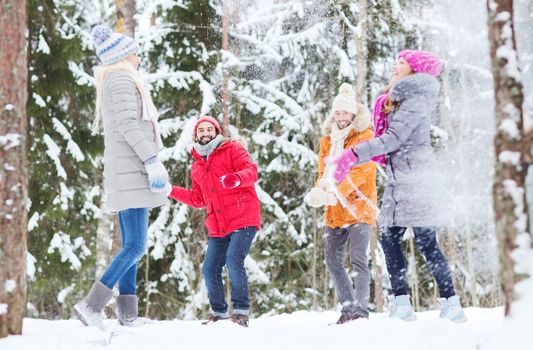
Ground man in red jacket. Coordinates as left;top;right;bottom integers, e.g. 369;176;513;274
169;116;261;327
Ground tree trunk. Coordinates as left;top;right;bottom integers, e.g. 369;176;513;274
115;0;136;37
354;0;368;104
457;64;480;307
95;211;113;278
370;226;384;312
311;210;318;310
439;65;463;303
0;0;28;337
464;214;479;306
407;229;419;310
221;0;230;136
487;0;530;316
445;227;460;296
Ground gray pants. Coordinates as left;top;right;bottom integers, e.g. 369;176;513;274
324;224;370;317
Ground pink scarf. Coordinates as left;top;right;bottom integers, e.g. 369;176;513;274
371;93;389;166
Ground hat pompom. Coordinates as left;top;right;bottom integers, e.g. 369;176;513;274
92;25;111;45
338;83;354;96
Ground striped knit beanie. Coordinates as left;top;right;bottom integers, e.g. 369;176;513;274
92;25;139;66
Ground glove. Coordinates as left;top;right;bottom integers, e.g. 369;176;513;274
220;173;241;189
326;148;358;183
304;187;324;208
144;156;169;193
304;187;338;208
318;177;335;191
322;192;337;206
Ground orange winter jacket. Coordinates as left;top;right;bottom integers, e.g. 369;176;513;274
317;128;377;228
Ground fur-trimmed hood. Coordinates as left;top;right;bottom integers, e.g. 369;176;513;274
389;73;440;103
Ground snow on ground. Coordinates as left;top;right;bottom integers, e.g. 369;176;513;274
0;307;528;350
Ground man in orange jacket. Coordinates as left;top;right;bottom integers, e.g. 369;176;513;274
305;83;377;324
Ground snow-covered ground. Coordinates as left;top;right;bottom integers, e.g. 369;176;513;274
0;307;528;350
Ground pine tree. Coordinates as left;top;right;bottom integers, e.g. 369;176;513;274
0;0;28;337
487;0;531;316
26;0;102;318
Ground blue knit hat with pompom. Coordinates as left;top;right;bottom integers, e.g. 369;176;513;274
92;25;139;65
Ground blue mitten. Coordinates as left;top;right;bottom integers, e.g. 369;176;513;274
144;156;169;192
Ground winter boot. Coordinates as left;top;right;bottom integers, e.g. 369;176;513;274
73;281;113;330
335;313;364;324
439;295;467;323
230;314;249;327
201;314;229;325
389;295;416;321
116;295;152;327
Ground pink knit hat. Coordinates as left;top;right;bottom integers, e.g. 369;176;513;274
398;49;442;77
193;116;221;140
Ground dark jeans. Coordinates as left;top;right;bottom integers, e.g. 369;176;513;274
100;208;148;295
202;226;256;316
380;226;455;299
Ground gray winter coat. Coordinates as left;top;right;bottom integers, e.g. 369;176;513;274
355;74;445;227
101;71;168;213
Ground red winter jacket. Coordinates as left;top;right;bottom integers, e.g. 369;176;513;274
169;140;261;237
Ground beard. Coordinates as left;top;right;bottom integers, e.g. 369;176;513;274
198;135;215;145
336;120;351;130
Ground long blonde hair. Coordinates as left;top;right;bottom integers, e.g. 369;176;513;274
92;60;154;134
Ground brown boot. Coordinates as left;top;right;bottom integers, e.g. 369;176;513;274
230;314;249;327
201;315;229;325
336;313;363;324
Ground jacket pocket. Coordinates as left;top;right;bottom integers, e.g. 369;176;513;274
220;191;251;223
206;202;214;215
205;203;218;233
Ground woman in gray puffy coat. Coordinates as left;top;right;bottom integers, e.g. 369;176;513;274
73;26;170;329
328;50;466;323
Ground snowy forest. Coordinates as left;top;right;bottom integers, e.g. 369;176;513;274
0;0;532;349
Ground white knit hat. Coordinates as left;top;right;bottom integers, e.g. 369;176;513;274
92;25;139;66
331;83;358;115
321;83;372;135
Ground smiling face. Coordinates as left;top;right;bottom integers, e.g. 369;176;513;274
334;110;355;130
391;57;413;82
196;121;218;145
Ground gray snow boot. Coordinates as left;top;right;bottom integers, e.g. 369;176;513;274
439;295;467;323
73;281;113;330
116;295;152;327
388;295;417;321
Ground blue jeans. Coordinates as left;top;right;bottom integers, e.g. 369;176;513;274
100;208;148;295
202;227;256;316
380;226;455;299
